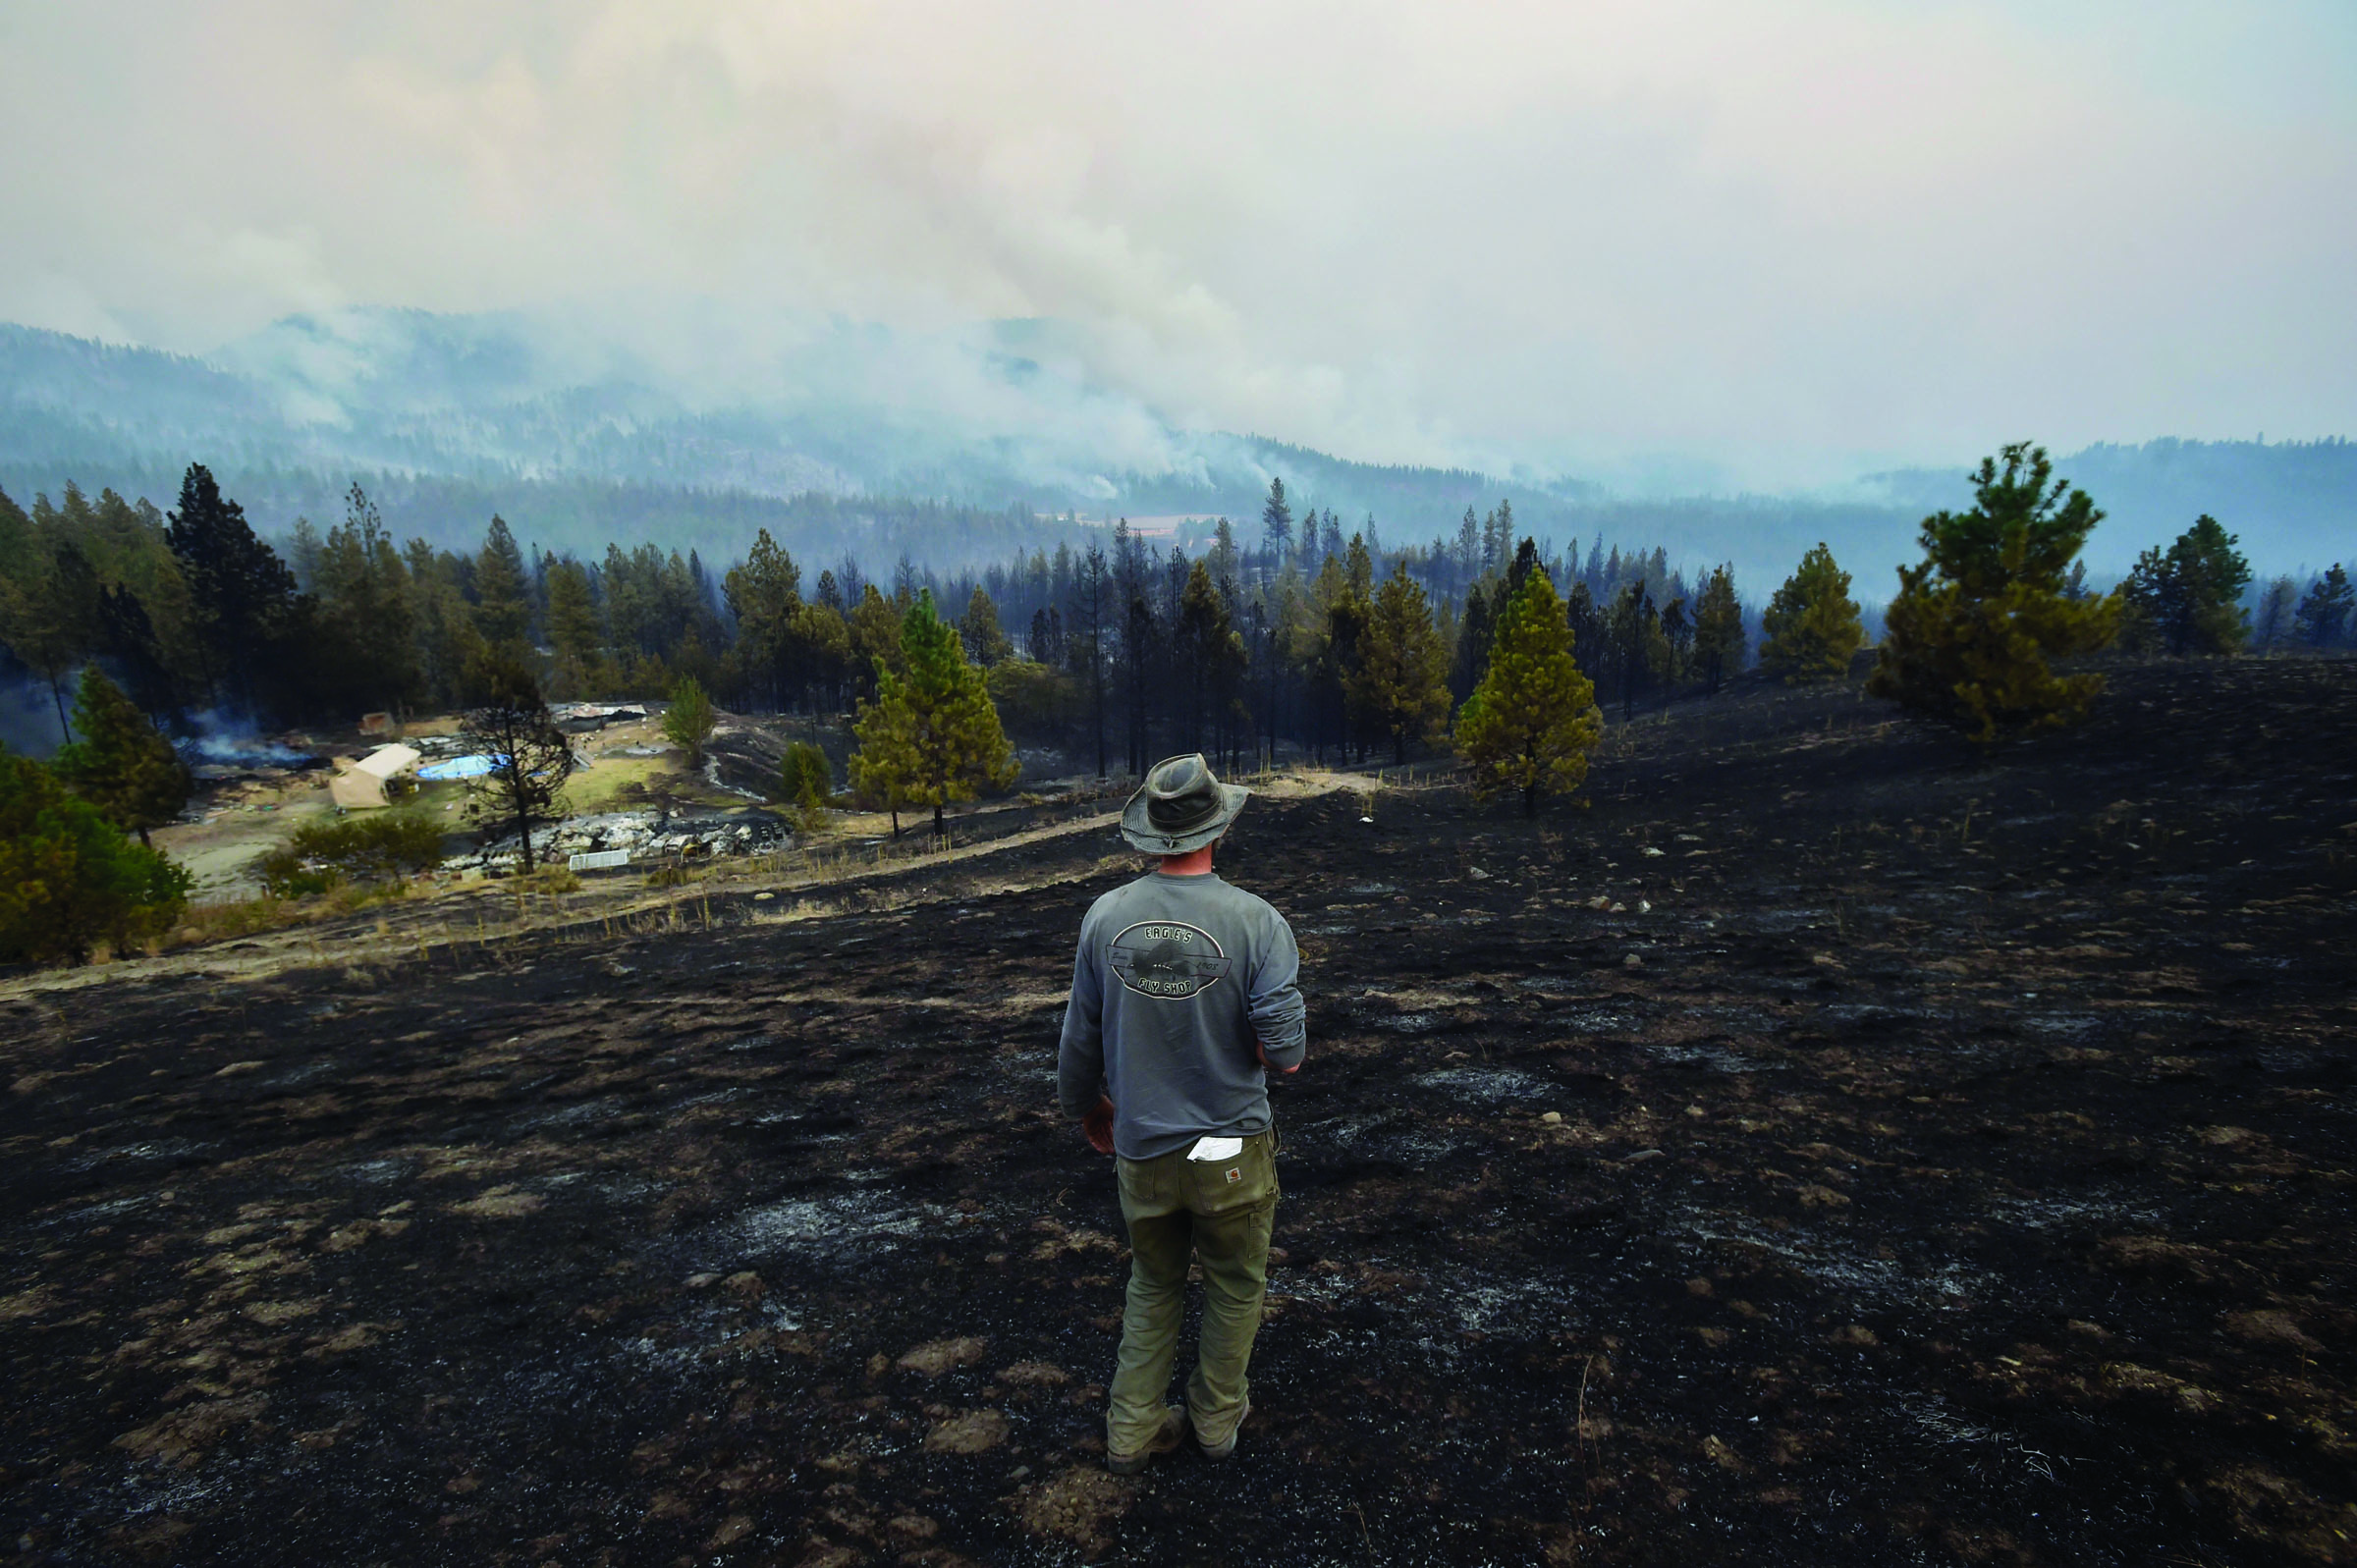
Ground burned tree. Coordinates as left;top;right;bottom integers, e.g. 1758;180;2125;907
461;657;574;872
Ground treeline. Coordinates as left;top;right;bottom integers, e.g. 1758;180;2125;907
753;480;1759;777
0;463;1756;758
2;456;2347;775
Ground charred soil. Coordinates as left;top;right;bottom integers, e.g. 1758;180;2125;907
4;658;2354;1566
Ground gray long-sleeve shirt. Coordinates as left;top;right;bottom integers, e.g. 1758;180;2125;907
1057;870;1308;1160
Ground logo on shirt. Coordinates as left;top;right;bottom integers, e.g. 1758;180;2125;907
1109;920;1233;1000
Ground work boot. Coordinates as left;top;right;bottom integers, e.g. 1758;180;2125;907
1106;1407;1187;1476
1195;1396;1250;1461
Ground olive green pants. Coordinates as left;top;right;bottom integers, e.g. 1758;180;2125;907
1106;1131;1280;1455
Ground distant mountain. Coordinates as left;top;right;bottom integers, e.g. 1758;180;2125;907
1;309;2347;590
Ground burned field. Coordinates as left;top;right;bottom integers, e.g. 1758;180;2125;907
4;660;2354;1567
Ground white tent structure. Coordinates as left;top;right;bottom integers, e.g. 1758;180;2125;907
329;743;422;810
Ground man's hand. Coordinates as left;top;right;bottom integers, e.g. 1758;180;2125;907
1082;1096;1116;1155
1255;1043;1299;1075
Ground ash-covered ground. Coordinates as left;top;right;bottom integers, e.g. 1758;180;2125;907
4;659;2353;1567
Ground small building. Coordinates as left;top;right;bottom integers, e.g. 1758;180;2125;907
329;743;422;810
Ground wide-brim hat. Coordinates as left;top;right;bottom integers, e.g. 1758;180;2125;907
1121;753;1250;854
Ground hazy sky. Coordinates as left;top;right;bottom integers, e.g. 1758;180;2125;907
3;0;2352;488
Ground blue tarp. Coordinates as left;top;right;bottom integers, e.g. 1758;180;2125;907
417;754;503;781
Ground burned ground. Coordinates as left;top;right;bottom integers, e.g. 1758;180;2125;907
3;659;2353;1567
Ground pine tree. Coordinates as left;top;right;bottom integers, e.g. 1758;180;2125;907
848;584;904;702
850;591;1017;839
2121;515;2251;656
1209;517;1239;594
473;515;532;652
164;464;296;714
1305;555;1369;762
1759;543;1865;683
1454;567;1603;816
776;740;833;828
1606;581;1656;719
51;667;192;845
0;744;190;966
1691;565;1745;694
2295;564;2351;649
5;533;100;739
1027;606;1064;668
1175;562;1245;762
1867;444;2121;745
723;528;802;708
459;655;574;873
1260;477;1293;569
544;559;604;691
1450;585;1495;709
1344;533;1375;602
1660;597;1692;684
405;540;486;713
1067;543;1112;777
1563;581;1604;685
94;582;179;721
313;483;419;714
663;676;716;767
959;586;1014;667
790;598;852;719
1352;563;1451;763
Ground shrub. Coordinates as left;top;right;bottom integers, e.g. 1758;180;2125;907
776;740;834;826
259;808;446;896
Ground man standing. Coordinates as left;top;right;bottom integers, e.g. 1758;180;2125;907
1059;753;1307;1475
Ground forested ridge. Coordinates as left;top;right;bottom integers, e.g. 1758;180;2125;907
2;454;2349;770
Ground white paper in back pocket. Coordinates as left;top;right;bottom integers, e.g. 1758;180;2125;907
1188;1136;1244;1162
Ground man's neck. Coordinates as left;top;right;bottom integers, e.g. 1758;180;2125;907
1157;845;1217;877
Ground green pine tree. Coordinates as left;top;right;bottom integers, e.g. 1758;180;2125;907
1759;543;1865;683
163;464;297;714
1692;564;1744;693
722;528;803;709
544;558;605;693
51;667;192;845
663;675;716;767
775;740;834;830
2121;515;2252;656
959;586;1014;667
850;591;1017;839
1351;562;1452;763
1867;444;2122;746
473;515;532;652
1453;566;1603;816
0;745;191;966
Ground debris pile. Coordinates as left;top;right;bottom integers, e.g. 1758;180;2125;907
445;809;793;873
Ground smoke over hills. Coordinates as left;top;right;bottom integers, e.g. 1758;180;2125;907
2;308;2350;591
